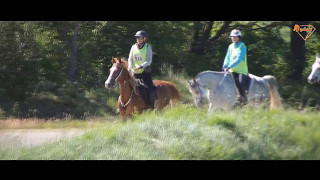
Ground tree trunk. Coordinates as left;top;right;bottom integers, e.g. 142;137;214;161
206;21;232;52
209;21;232;43
288;21;308;81
68;21;79;82
189;21;202;54
189;21;213;55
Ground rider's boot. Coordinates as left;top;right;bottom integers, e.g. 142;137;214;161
148;88;158;109
239;91;248;105
149;92;156;109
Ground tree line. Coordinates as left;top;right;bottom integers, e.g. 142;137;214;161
0;21;319;101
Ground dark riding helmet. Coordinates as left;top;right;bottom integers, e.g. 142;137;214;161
134;30;148;38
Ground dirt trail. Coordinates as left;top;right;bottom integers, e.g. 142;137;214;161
0;129;85;149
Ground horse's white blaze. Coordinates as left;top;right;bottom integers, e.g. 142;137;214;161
105;65;117;88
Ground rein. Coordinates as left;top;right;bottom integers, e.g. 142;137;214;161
114;66;134;108
213;71;229;94
119;88;134;108
114;67;124;82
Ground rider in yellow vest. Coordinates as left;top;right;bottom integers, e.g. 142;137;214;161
128;30;157;108
222;29;250;103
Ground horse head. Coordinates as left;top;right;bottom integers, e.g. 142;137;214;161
186;78;204;107
308;54;320;84
105;57;128;88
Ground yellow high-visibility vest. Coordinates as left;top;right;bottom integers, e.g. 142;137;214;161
229;43;248;75
132;43;149;74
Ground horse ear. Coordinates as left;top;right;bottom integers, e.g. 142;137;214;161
112;57;116;63
118;57;122;63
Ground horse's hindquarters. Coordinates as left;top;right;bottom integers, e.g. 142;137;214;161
247;78;270;103
154;80;180;109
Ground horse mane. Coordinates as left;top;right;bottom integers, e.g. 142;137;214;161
118;57;138;94
119;57;128;68
195;70;223;80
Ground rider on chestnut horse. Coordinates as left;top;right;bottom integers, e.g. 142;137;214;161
128;30;158;109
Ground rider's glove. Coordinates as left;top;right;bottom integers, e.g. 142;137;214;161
224;67;230;72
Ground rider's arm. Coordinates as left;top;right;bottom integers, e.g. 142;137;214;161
228;43;246;68
140;45;153;69
223;45;231;68
128;45;134;70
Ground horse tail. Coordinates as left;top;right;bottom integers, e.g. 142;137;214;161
262;75;283;110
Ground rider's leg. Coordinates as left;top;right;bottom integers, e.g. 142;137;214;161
143;66;157;108
239;73;249;102
232;73;244;100
134;73;150;108
133;73;143;83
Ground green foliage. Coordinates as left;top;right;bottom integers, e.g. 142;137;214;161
279;80;320;109
0;22;41;101
242;28;290;78
1;21;320;116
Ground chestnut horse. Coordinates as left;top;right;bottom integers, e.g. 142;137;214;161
105;57;180;118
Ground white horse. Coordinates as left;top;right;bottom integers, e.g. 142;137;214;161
308;55;320;84
186;71;283;111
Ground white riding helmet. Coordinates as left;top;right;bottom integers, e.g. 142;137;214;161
230;29;242;37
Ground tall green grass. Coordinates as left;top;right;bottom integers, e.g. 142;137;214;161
1;104;320;160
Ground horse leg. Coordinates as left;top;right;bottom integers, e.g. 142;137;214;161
208;91;215;112
119;109;125;117
117;102;133;119
117;100;125;117
208;102;214;113
126;105;140;118
170;98;179;108
154;99;161;110
156;99;168;110
118;108;130;122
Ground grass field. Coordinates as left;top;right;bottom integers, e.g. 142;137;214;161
1;69;320;160
1;104;320;160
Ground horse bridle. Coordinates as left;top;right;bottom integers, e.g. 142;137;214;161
114;66;124;82
111;64;135;108
108;64;124;86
